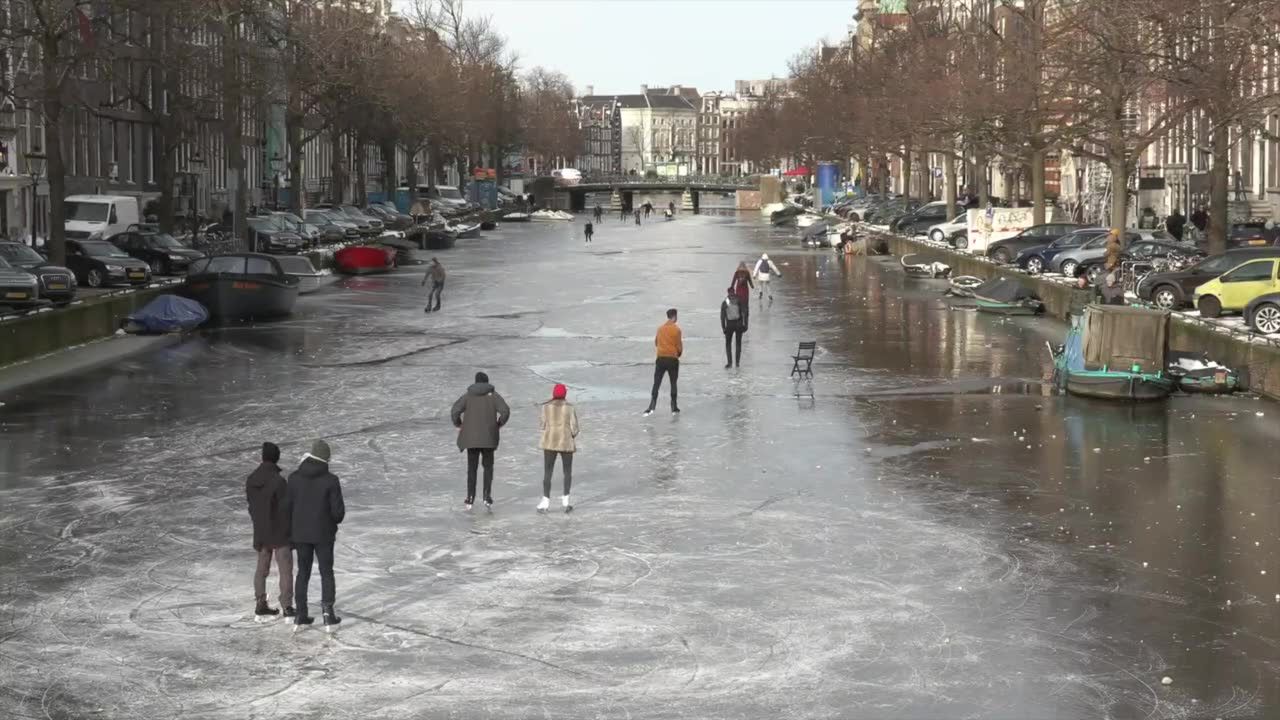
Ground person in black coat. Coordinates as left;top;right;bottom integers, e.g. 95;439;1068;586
1191;207;1209;233
720;288;747;368
288;440;345;629
246;442;293;618
1165;209;1186;241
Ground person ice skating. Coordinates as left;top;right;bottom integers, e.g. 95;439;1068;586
451;371;511;510
753;253;783;300
634;209;642;226
246;442;293;619
644;309;682;416
721;288;747;368
620;206;629;222
593;204;603;223
668;200;676;216
584;221;594;243
288;440;345;630
421;257;445;312
538;383;579;513
643;202;652;219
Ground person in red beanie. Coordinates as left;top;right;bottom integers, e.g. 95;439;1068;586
538;383;579;512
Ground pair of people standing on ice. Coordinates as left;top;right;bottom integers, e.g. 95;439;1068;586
245;439;346;630
450;372;579;513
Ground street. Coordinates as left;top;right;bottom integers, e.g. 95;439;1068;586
1;213;1278;719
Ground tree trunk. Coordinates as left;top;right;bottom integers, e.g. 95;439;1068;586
1208;119;1229;256
1031;147;1046;225
901;143;913;202
220;14;247;247
44;105;66;266
943;150;957;218
1109;153;1129;232
354;137;367;206
428;138;442;187
288;126;304;214
329;131;344;203
974;147;989;206
380;139;396;204
155;145;177;233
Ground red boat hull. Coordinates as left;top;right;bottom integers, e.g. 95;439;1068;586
335;246;395;275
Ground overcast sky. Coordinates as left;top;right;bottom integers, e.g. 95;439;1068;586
394;0;857;94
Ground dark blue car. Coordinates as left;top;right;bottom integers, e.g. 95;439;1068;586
1014;228;1107;275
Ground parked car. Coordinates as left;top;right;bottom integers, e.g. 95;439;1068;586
1050;229;1173;277
1135;248;1280;310
892;202;964;236
986;223;1085;264
422;185;473;214
264;212;323;248
1194;255;1280;318
1014;228;1107;274
305;209;361;241
112;227;205;275
0;241;76;303
1074;239;1199;284
315;204;379;237
0;255;44;307
861;197;918;224
247;217;304;254
927;213;969;244
1227;221;1273;248
364;204;413;230
64;239;151;287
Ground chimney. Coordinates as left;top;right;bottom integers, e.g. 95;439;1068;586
640;84;648;95
585;85;594;96
671;84;681;96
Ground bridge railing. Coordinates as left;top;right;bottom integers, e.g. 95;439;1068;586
571;174;756;188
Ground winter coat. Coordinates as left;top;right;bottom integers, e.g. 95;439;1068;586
428;263;446;284
655;321;683;359
287;456;345;545
451;382;511;450
754;258;782;279
246;462;289;550
539;399;579;453
731;269;754;302
1103;233;1123;271
721;297;746;333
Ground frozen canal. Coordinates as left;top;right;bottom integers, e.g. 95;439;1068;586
2;213;1278;719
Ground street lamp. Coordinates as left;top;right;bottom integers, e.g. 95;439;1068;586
24;142;46;248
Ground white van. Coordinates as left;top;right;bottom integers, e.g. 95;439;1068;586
64;195;141;241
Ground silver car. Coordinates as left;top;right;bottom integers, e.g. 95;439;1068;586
1050;229;1174;277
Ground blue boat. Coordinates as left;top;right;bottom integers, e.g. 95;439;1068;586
1054;305;1174;402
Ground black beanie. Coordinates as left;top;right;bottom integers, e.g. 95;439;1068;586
475;371;489;384
262;442;281;463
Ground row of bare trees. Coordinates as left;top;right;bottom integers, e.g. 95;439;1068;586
0;0;581;264
739;0;1280;255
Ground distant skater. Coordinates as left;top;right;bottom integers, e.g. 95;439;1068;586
668;200;676;216
730;261;753;327
584;221;594;243
643;308;682;416
621;206;629;222
643;202;652;219
721;288;746;368
538;383;579;513
593;204;603;223
753;253;783;301
634;210;642;226
421;257;445;312
451;372;511;510
289;440;345;630
246;441;293;619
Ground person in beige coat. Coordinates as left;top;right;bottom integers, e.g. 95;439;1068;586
538;383;579;513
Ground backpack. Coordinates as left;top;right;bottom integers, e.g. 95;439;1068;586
724;298;742;323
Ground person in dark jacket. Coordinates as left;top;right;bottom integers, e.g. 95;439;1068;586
721;288;747;368
451;371;511;510
246;442;293;618
584;221;594;243
1165;208;1186;241
288;439;345;629
421;257;446;313
1191;207;1209;233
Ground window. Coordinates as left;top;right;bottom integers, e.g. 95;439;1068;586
245;257;276;274
1191;255;1236;274
1221;260;1275;282
1128;243;1155;258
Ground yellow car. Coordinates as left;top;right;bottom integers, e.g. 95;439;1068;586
1193;256;1280;318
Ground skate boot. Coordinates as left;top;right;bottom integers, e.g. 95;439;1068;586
536;496;550;512
464;496;474;511
293;612;314;632
484;496;494;510
563;495;573;513
282;606;296;618
255;598;279;620
322;605;342;633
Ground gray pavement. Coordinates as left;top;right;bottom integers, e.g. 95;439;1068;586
0;213;1277;718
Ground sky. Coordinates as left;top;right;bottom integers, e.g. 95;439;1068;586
394;0;857;95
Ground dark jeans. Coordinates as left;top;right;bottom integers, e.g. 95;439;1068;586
648;357;679;410
724;328;744;366
427;281;443;310
543;450;574;496
294;541;335;617
466;447;495;499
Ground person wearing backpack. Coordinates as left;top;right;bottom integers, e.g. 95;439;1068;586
721;288;747;368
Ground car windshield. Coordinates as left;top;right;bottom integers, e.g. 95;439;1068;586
82;241;130;258
275;213;303;224
0;243;45;264
248;218;275;232
64;201;111;222
437;187;463;199
146;234;186;249
0;256;11;268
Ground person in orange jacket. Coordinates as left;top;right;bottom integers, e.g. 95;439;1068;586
643;308;682;416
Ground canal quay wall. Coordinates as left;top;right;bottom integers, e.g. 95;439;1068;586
880;231;1280;401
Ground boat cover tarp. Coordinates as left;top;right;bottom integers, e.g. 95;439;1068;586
1062;317;1085;372
127;294;208;333
973;277;1037;303
1082;304;1168;372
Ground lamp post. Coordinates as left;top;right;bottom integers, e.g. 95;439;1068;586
189;149;205;244
24;143;46;248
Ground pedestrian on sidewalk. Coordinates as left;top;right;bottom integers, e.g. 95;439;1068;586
753;253;783;300
451;371;510;510
643;308;682;416
584;221;594;243
721;288;746;368
422;257;446;312
246;441;293;619
538;383;579;513
288;440;345;629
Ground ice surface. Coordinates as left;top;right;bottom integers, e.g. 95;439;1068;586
0;216;1276;718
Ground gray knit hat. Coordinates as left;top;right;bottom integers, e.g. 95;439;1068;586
310;439;331;463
